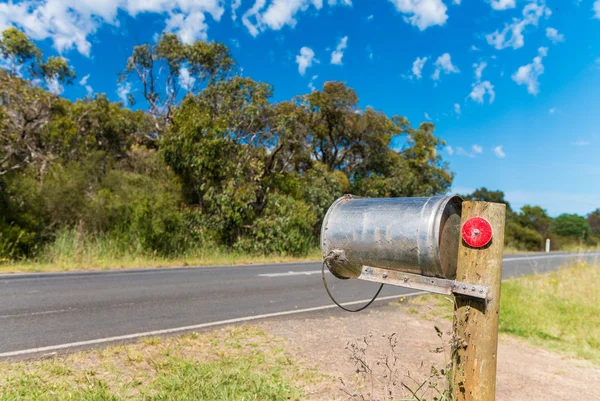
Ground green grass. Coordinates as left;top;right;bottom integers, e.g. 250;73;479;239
0;230;322;273
401;263;600;363
0;326;313;401
499;262;600;362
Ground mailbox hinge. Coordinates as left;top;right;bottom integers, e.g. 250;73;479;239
359;266;489;300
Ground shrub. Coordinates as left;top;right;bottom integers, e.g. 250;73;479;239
234;193;317;255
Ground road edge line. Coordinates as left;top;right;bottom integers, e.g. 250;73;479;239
0;292;423;358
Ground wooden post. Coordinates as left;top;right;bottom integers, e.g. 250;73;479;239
452;201;506;401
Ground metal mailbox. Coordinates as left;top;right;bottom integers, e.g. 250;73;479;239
320;194;489;304
321;195;463;280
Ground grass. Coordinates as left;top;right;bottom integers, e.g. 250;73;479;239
0;230;322;274
0;326;319;401
401;262;600;363
500;261;600;362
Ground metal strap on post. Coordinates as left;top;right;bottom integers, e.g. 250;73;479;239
358;266;489;300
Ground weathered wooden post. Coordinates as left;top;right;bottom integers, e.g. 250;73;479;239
320;196;506;400
452;201;505;401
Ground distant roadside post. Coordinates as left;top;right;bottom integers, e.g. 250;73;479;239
546;238;551;253
321;195;506;401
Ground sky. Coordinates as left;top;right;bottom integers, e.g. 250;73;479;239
0;0;599;216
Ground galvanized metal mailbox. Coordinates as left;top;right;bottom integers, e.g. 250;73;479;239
321;194;489;300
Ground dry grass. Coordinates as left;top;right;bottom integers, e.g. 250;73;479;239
0;326;321;400
0;248;322;274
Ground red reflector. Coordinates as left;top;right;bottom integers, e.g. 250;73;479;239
462;217;493;248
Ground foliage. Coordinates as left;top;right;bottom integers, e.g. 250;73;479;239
551;213;591;240
500;263;600;362
121;33;234;131
0;27;75;85
460;187;512;211
587;209;600;235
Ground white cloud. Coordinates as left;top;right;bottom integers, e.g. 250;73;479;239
546;27;564;43
231;0;242;20
470;45;480;51
330;36;348;65
296;46;317;75
165;11;212;44
493;145;506;158
454;103;461;115
473;61;487;81
469;81;495;104
512;47;547;95
456;147;475;158
79;74;93;96
367;14;374;20
178;66;196;91
0;0;350;53
595;1;600;19
490;0;515;10
262;0;321;31
432;53;459;81
446;146;454;155
243;0;348;37
549;107;556;114
573;140;590;146
117;81;131;104
424;112;431;120
412;56;428;79
0;0;225;56
79;74;90;86
308;74;318;91
469;61;494;104
472;144;483;154
367;45;373;60
387;0;448;31
486;0;551;50
453;0;461;4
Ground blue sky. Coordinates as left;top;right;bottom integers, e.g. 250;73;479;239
1;0;599;216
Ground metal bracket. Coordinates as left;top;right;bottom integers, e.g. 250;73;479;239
358;266;489;300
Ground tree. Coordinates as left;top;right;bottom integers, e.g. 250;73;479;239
551;213;591;240
301;82;407;174
297;81;452;197
161;76;274;245
0;27;75;85
461;187;512;211
517;205;551;238
0;28;76;176
0;70;56;175
587;209;600;235
121;33;234;133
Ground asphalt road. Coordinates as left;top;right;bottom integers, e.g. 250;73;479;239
1;252;599;359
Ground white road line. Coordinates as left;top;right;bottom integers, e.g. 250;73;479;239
259;270;328;277
0;292;421;359
0;308;75;319
503;253;600;262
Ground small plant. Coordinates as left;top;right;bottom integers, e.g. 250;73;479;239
339;322;460;400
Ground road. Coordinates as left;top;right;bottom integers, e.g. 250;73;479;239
1;252;599;359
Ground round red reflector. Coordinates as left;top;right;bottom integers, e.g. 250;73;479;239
462;217;493;248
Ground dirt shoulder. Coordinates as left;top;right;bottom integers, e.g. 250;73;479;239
257;301;600;401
